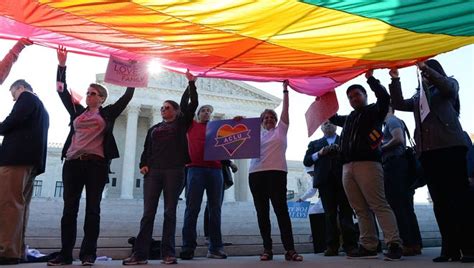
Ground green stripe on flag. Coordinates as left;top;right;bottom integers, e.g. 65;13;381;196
301;0;474;36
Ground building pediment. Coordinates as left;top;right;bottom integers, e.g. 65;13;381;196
96;70;281;106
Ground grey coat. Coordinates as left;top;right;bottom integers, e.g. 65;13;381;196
389;66;466;155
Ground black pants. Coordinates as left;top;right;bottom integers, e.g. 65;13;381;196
318;180;358;251
60;159;108;260
134;168;184;259
383;156;422;247
420;146;474;256
309;213;326;253
249;170;295;251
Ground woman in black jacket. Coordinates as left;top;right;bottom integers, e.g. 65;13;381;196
48;46;135;266
123;71;198;265
390;60;473;263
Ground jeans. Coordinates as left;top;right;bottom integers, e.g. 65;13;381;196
204;184;225;238
383;156;422;247
249;170;295;251
182;167;223;252
134;168;184;258
60;159;108;260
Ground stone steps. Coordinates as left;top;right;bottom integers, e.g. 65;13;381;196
26;198;441;258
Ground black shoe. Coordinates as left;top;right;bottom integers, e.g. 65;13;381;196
433;255;461;262
324;247;339;256
384;243;402;261
376;242;383;253
0;258;20;265
47;255;73;266
344;247;359;257
206;250;228;259
81;255;95;266
461;255;474;263
346;246;378;259
179;250;194;260
122;255;148;265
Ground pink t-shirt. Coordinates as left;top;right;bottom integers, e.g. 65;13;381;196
66;110;106;160
249;121;288;173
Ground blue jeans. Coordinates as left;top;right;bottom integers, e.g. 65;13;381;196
383;156;422;247
134;168;184;258
182;167;223;252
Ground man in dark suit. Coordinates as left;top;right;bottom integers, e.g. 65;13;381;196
0;79;49;265
304;121;358;256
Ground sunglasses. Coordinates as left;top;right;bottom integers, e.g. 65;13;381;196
86;91;102;97
161;105;172;111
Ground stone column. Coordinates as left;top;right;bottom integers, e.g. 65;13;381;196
120;105;140;199
151;107;161;127
223;170;236;202
233;159;250;201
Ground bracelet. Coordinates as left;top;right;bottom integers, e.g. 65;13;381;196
283;89;289;93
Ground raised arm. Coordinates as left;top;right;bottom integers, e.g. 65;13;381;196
280;80;289;125
366;71;390;120
417;61;458;98
388;68;415;112
0;38;32;85
106;87;135;119
56;46;84;116
181;70;198;127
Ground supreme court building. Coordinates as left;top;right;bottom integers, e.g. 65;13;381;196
33;70;311;201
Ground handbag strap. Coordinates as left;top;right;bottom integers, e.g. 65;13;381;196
400;120;416;148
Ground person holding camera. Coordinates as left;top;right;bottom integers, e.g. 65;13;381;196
381;106;422;256
303;121;358;257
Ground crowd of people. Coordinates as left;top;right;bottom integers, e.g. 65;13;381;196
0;39;473;266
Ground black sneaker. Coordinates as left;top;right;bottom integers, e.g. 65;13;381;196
179;250;194;260
81;255;95;266
206;250;227;259
384;243;402;261
122;255;148;265
47;255;73;266
346;246;378;259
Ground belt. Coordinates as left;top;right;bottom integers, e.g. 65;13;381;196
76;154;105;161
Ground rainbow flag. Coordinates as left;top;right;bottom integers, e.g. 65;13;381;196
1;0;472;95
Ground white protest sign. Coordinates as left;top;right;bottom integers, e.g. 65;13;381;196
418;70;430;122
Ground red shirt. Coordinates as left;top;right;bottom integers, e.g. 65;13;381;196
186;121;221;169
